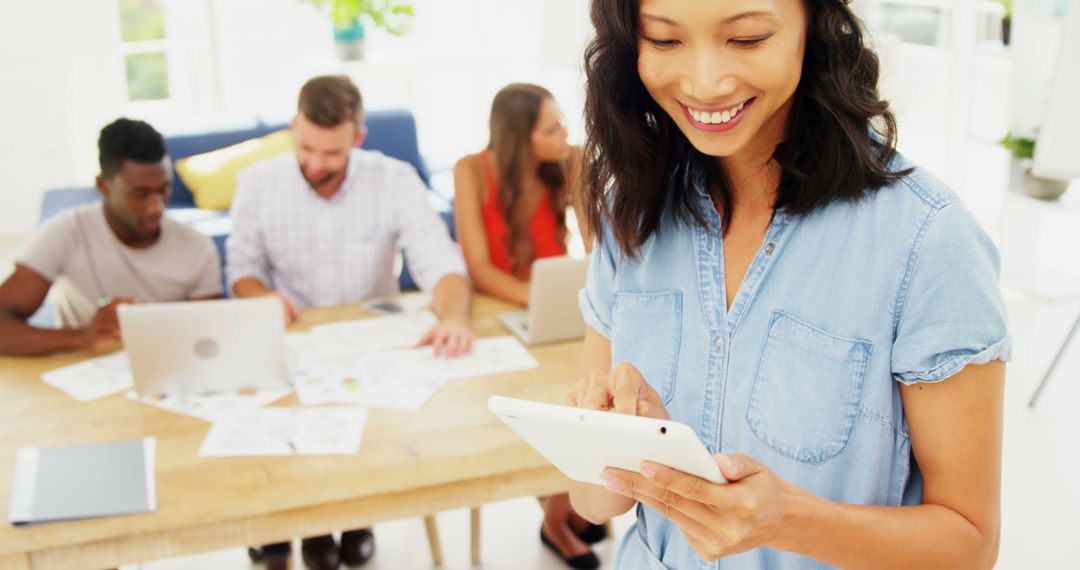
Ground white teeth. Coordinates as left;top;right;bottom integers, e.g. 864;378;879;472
689;99;748;125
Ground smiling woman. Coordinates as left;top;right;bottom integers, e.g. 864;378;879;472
584;0;907;247
568;0;1011;569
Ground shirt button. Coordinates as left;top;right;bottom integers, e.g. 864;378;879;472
715;336;723;350
765;243;775;255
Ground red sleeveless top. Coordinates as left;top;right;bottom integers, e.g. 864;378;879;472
480;151;566;276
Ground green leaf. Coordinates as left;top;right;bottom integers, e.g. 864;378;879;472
1000;132;1035;160
298;0;413;33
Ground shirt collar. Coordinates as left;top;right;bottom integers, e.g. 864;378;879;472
687;159;791;226
303;148;359;202
340;148;360;194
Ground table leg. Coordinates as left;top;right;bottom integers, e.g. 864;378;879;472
424;515;443;566
470;507;481;564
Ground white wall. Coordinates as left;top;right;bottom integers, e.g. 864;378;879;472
1011;0;1069;137
210;0;335;122
0;0;127;237
859;0;1016;228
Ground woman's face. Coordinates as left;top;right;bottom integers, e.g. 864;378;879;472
636;0;807;160
530;97;571;162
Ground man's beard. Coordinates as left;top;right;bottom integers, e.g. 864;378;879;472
303;169;339;190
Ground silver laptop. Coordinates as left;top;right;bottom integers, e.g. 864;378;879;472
498;256;589;345
119;297;290;396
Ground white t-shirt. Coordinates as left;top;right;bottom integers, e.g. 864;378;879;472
17;203;222;328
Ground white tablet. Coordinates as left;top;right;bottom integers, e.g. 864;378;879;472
488;396;725;486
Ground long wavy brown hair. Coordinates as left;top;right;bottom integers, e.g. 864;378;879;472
583;0;911;256
488;83;570;276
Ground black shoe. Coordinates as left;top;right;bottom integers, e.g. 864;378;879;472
249;542;292;563
540;528;600;570
301;535;340;570
576;523;609;544
340;528;376;566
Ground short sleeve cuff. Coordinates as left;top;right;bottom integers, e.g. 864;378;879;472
579;287;612;340
893;336;1013;385
14;258;57;283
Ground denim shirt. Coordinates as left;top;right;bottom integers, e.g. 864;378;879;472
579;156;1012;570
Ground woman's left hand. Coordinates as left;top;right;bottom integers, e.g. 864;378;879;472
601;452;797;561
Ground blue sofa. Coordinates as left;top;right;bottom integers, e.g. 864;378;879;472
38;109;453;293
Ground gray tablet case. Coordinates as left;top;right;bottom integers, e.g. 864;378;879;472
8;437;157;526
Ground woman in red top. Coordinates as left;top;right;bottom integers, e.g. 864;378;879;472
454;84;599;569
454;83;590;306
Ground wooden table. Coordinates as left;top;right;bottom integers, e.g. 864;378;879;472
0;296;580;569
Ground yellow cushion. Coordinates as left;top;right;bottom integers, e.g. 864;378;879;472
175;130;294;210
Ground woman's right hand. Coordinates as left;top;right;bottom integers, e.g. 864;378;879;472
566;362;669;523
567;362;669;420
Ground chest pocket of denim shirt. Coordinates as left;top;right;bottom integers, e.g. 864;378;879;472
746;310;872;464
611;291;683;404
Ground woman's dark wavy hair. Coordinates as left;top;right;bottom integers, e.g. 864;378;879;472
583;0;911;256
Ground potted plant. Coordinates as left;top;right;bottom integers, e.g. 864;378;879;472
1001;132;1070;200
300;0;414;60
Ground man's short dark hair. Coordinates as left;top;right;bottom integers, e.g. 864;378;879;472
298;75;364;129
98;118;167;178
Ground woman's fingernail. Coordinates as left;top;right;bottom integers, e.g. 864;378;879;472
601;471;621;492
717;453;731;470
640;463;656;478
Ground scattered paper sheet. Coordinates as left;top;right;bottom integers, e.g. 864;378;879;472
380;336;539;380
199;407;368;457
41;351;133;402
389;293;432;313
125;388;291;422
292;355;448;410
289;336;535;410
307;311;438;358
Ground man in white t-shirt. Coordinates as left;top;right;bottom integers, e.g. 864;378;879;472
0;118;222;356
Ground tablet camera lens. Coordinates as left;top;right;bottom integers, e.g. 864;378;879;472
659;426;667;435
